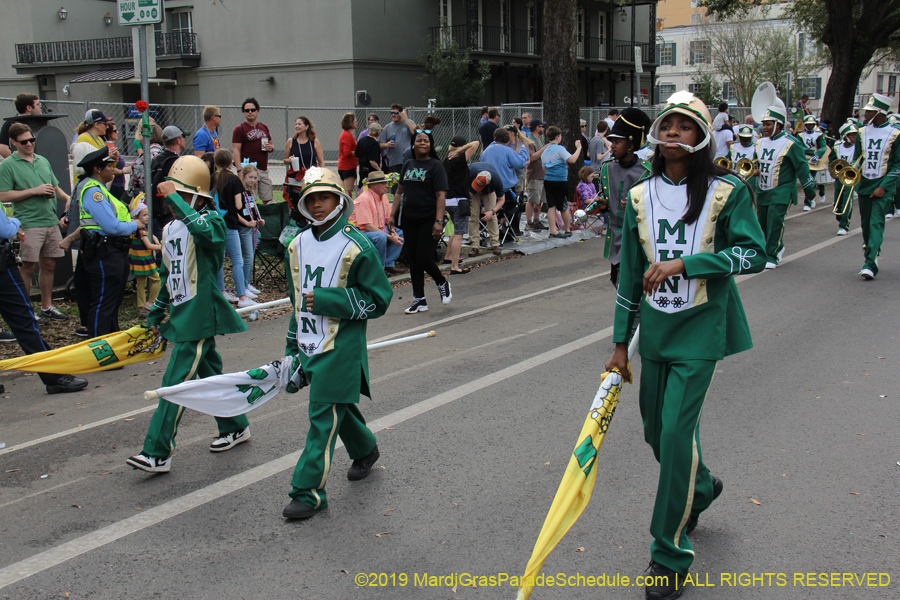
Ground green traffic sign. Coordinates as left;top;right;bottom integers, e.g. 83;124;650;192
118;0;163;25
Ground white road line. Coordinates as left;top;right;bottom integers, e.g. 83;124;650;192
0;326;615;590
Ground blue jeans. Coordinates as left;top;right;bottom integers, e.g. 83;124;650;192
239;227;255;288
363;228;403;267
217;228;245;295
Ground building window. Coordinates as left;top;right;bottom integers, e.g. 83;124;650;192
689;40;711;65
690;13;702;25
170;10;193;34
656;42;676;66
688;82;701;94
890;75;898;94
877;74;885;93
722;82;736;101
439;0;451;27
657;83;676;98
798;32;806;58
690;0;700;6
796;77;822;99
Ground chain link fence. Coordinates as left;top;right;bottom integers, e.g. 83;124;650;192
0;98;750;182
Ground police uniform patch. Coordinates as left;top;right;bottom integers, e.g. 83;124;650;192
92;191;105;202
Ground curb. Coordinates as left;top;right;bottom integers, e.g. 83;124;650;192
386;248;521;285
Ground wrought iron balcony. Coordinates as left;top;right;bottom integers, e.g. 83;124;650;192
15;32;199;65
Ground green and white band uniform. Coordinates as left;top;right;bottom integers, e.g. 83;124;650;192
800;123;830;196
284;215;393;509
832;127;861;231
753;123;816;265
141;192;250;459
614;173;766;575
854;119;900;275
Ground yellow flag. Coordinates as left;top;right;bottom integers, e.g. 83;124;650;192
0;325;166;374
516;368;628;600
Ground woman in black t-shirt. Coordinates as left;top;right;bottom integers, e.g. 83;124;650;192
389;130;451;314
211;149;252;305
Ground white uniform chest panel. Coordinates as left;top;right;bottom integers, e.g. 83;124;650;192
732;144;754;161
162;221;195;307
645;180;712;314
836;144;856;162
800;131;820;149
294;229;354;356
756;136;791;191
861;126;896;179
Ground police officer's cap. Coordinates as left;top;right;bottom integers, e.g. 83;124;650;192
77;146;115;172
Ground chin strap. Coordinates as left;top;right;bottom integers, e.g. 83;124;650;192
647;133;712;154
309;199;344;226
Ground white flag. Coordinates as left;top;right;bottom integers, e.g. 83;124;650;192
144;356;307;418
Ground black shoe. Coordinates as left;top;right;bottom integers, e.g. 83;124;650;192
0;330;16;343
644;561;685;600
347;445;380;481
685;474;723;534
46;375;89;395
74;327;89;338
282;499;323;520
0;383;5;394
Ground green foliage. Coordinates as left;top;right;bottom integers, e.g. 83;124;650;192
691;70;723;106
420;26;492;107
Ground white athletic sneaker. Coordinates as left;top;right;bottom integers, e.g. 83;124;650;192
247;284;261;295
237;298;257;309
803;205;812;212
886;212;894;221
858;268;875;280
244;289;259;299
222;291;239;302
777;247;785;262
765;262;777;270
837;228;849;236
210;427;251;452
126;453;172;473
437;280;452;304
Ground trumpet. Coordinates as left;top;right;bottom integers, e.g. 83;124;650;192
736;158;758;179
831;157;862;216
715;157;732;169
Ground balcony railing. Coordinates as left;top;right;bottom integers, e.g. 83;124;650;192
430;26;653;64
15;32;199;65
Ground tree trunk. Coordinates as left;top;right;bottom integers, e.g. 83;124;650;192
542;0;581;194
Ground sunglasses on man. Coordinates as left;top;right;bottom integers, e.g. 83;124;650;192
243;108;258;113
16;137;36;145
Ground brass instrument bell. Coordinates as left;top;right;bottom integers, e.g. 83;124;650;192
736;158;757;179
715;157;732;169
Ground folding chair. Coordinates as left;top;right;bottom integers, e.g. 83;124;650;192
252;202;290;290
497;190;521;246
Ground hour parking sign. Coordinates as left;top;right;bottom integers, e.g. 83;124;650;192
118;0;164;25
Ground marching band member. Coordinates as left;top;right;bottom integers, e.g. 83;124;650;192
727;125;756;162
606;90;765;600
799;115;829;208
753;105;816;269
854;93;900;279
831;121;861;236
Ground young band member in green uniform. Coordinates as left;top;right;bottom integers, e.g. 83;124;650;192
598;108;653;286
606;91;766;600
281;167;393;520
127;156;251;473
799;115;829;207
753;105;816;269
855;93;900;279
831;121;861;236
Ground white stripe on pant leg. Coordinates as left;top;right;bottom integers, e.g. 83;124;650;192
314;405;340;507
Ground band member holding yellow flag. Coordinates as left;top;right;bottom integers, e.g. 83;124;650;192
832;121;861;236
855;93;900;279
127;156;251;474
606;91;765;600
753;105;816;269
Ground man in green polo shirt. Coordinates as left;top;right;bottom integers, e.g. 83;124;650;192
0;123;70;322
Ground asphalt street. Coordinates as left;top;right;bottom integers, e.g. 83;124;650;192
0;195;898;600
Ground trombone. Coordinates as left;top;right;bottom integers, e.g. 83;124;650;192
715;157;732;170
736;157;758;180
829;156;862;216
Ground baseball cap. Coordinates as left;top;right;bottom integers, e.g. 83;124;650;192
162;125;186;141
449;136;468;148
529;119;545;129
472;171;491;192
84;109;112;124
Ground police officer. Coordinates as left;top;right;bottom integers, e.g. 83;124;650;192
77;147;144;337
0;209;87;394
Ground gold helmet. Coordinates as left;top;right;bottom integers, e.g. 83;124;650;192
297;167;354;225
165;155;212;199
647;90;715;160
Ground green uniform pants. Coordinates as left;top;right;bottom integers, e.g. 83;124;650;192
833;183;854;231
640;358;719;576
142;338;249;459
289;402;377;509
756;203;789;263
858;193;891;275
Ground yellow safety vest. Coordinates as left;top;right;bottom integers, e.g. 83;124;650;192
79;179;130;232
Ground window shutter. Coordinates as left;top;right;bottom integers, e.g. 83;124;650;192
671;42;676;66
815;78;821;99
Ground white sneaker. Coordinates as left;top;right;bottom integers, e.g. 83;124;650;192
237;298;257;309
210;427;251;452
886;212;894;221
764;262;777;270
247;284;261;295
222;291;239;302
837;228;849;236
437;280;452;304
858;268;874;280
126;453;172;473
244;289;259;299
803;205;812;211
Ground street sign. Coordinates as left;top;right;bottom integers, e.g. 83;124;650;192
118;0;164;26
635;46;643;74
